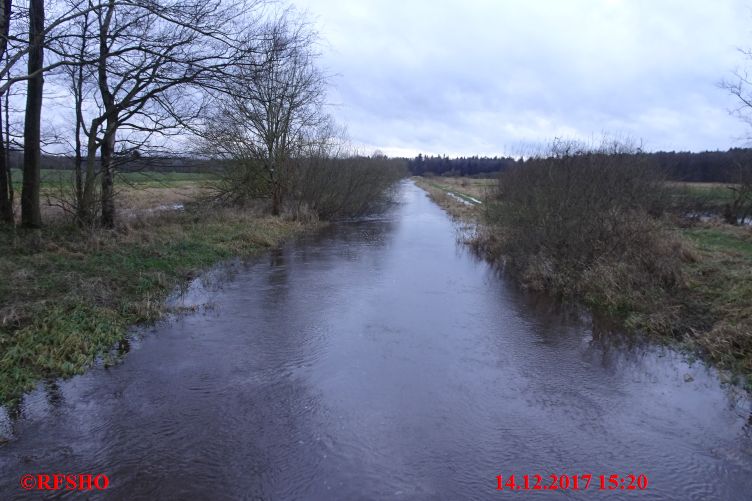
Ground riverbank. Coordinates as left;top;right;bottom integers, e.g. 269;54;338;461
412;177;487;220
415;176;752;388
0;208;316;404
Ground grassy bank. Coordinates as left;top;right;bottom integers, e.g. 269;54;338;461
413;177;487;220
416;174;752;388
679;225;752;378
0;208;313;405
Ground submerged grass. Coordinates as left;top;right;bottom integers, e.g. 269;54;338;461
0;208;312;405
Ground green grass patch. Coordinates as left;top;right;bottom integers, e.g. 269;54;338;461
665;182;737;210
117;171;218;188
677;225;752;385
0;209;311;405
10;168;218;191
683;226;752;259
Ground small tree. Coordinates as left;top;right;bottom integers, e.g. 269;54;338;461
201;13;327;215
722;153;752;225
721;62;752;225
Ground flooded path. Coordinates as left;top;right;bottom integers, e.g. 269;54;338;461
1;181;751;499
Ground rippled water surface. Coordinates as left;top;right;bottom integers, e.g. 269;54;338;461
1;181;751;500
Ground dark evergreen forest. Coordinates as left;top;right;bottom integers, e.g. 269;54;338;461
407;148;752;182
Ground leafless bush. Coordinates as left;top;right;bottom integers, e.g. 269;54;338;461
209;158;270;208
287;155;406;220
486;138;685;308
723;157;752;225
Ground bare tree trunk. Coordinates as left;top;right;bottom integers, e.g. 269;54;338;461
21;0;44;228
79;120;100;223
0;0;12;224
66;7;91;224
100;123;116;227
97;0;116;228
74;127;83;211
271;185;281;215
73;31;85;213
4;23;11;219
4;76;10;218
0;101;9;223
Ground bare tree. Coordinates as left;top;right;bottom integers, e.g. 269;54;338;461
723;50;752;135
0;0;258;228
722;152;752;225
720;54;752;225
76;0;256;227
59;0;92;214
0;1;108;93
201;13;327;215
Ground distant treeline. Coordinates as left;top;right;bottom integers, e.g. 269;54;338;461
408;148;752;183
16;147;752;183
407;154;516;177
650;149;752;182
7;151;219;173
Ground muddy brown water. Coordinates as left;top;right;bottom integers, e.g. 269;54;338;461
1;181;751;500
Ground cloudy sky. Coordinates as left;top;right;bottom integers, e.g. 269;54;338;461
293;0;752;157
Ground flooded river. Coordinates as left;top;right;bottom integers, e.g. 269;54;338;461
1;181;751;499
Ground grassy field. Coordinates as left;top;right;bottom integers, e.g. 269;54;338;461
413;176;488;220
10;168;217;189
6;168;219;217
666;181;739;213
416;175;752;387
415;176;493;200
0;171;314;405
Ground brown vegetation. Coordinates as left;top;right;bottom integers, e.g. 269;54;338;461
288;156;407;219
463;139;752;387
483;140;680;301
412;177;485;221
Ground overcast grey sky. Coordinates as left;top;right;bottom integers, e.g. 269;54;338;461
293;0;752;157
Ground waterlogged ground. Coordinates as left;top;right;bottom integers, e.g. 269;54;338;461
1;181;751;499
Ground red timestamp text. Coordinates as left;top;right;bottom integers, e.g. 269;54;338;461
495;473;649;492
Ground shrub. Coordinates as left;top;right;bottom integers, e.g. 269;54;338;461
485;138;686;312
287;155;407;220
